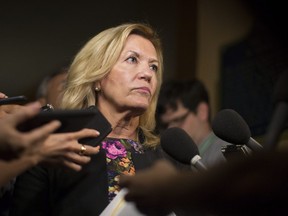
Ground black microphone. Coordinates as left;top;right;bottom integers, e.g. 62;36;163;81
212;109;263;152
160;127;207;171
263;71;288;150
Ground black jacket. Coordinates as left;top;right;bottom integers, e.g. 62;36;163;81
10;146;163;216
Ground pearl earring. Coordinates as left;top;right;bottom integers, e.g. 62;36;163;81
95;87;101;92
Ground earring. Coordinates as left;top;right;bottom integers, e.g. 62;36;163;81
95;87;101;92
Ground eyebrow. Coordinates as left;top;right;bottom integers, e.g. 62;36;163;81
127;50;159;64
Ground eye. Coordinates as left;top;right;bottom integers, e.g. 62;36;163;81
126;56;137;64
150;64;158;73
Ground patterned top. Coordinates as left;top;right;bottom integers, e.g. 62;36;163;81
101;137;144;202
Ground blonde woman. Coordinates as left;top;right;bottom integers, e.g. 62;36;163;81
12;23;165;216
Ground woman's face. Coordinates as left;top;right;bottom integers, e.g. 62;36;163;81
98;34;159;115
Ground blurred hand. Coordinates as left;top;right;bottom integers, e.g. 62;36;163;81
0;92;7;98
26;128;101;171
119;159;179;213
0;102;61;160
0;93;23;118
0;104;24;118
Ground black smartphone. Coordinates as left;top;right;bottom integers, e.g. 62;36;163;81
17;107;112;147
0;95;28;105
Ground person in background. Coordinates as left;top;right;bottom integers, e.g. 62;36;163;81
156;79;230;168
11;22;166;216
36;66;68;109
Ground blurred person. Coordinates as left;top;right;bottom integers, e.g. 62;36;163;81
120;152;288;215
36;66;68;109
0;101;100;216
11;22;166;216
157;79;230;167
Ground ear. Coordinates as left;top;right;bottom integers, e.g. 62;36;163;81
196;102;209;121
94;82;101;91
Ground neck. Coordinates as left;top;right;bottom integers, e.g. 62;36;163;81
97;102;142;140
110;120;139;140
100;110;139;140
195;124;212;146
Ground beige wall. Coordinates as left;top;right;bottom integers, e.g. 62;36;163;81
196;0;253;118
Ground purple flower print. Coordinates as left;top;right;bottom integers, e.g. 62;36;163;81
127;139;144;153
102;140;127;159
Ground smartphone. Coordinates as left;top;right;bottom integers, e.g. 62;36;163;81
0;95;28;105
17;107;112;147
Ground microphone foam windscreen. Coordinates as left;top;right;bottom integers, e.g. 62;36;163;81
160;127;199;164
212;109;251;145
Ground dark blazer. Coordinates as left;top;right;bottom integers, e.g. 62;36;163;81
10;146;163;216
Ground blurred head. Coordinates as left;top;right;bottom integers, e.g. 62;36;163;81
36;67;68;108
61;23;163;146
157;79;211;145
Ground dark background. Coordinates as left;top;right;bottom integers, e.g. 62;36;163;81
0;0;196;100
220;0;288;136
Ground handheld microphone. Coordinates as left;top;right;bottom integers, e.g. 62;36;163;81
212;109;263;152
160;127;207;171
263;71;288;150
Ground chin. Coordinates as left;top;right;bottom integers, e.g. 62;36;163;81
126;97;150;114
131;103;149;115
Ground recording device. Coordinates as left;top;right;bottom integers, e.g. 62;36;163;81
0;95;27;105
41;103;54;112
212;109;263;152
17;106;112;147
263;71;288;150
161;127;207;171
221;144;251;161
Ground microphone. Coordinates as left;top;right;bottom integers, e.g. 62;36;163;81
212;109;263;152
160;127;207;171
263;71;288;150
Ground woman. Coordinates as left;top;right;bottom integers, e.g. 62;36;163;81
11;22;164;215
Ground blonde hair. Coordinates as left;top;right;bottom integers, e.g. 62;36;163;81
61;23;163;148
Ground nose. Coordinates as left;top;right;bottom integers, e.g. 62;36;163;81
139;64;153;83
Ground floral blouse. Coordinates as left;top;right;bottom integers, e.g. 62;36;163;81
101;137;144;202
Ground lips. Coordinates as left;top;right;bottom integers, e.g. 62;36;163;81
133;87;151;96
